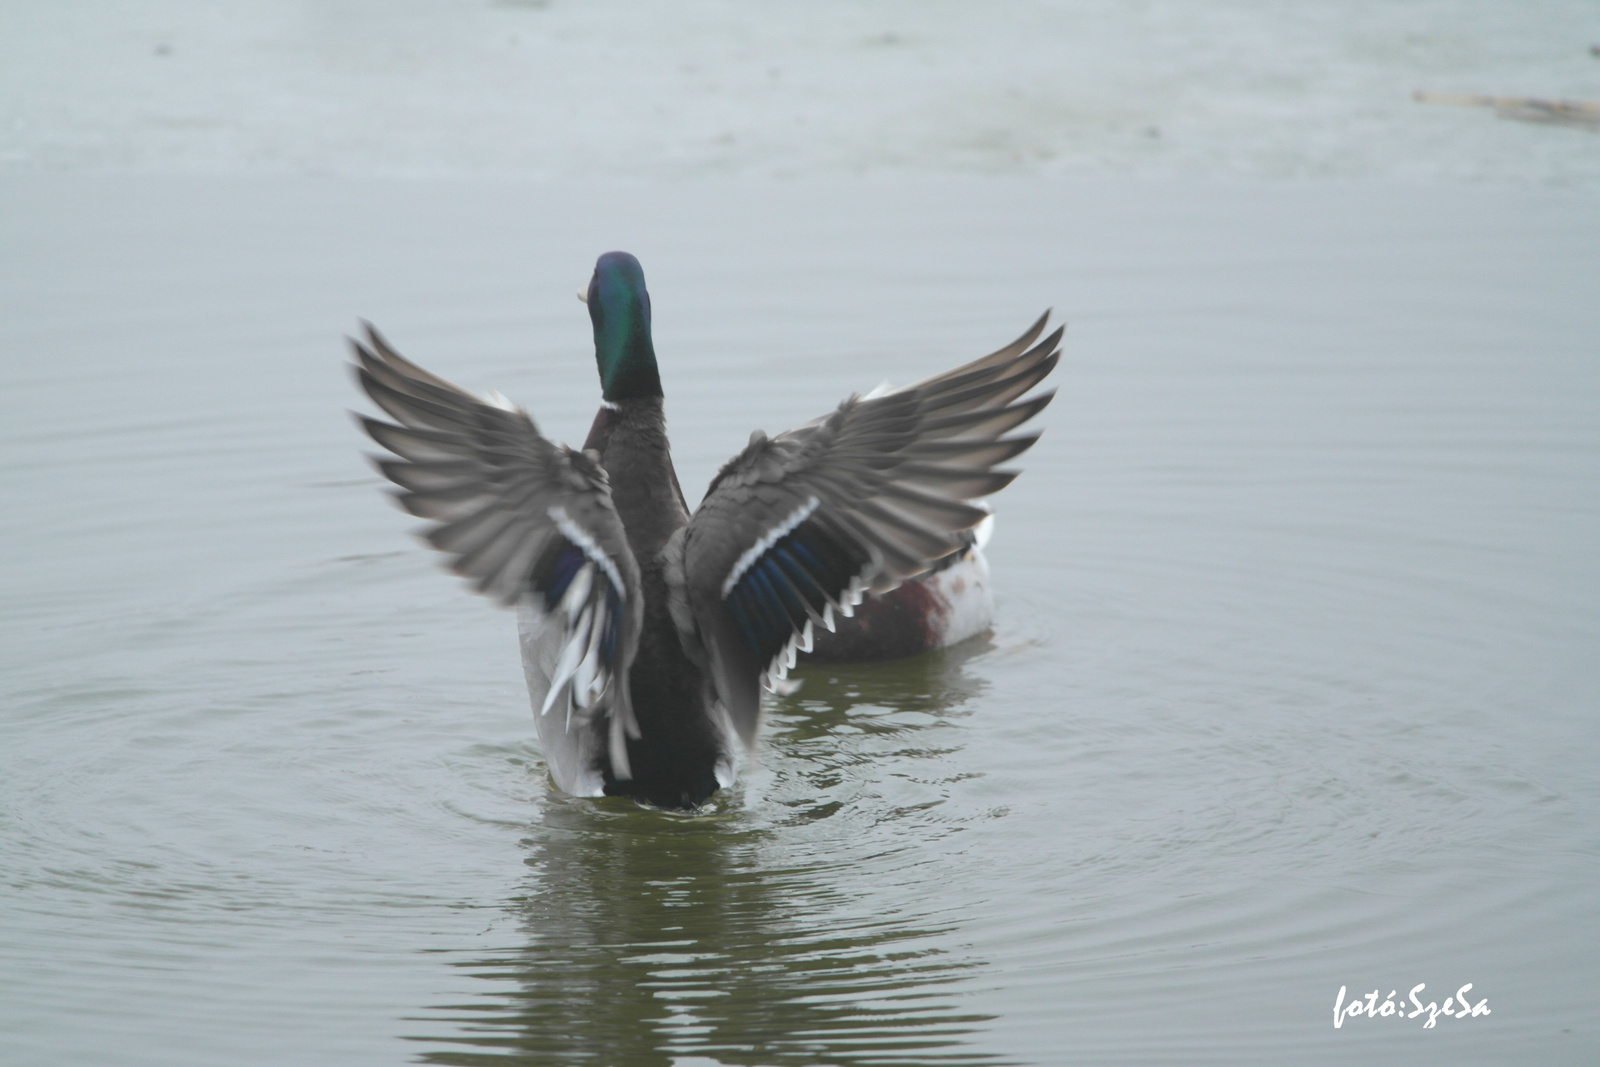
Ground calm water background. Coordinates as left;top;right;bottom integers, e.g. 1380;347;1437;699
2;176;1597;1065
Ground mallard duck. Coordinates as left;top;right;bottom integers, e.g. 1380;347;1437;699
353;252;1059;810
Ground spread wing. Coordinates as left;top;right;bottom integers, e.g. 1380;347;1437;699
674;312;1060;746
350;323;644;786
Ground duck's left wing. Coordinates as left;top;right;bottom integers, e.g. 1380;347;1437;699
350;324;644;784
673;313;1061;748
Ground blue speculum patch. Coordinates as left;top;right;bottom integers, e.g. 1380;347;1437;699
726;520;866;661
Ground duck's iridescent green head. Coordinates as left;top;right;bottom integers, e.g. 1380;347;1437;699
585;251;662;402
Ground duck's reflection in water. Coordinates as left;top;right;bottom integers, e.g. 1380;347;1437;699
409;641;1014;1067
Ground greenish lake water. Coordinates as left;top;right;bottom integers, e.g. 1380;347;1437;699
2;176;1597;1065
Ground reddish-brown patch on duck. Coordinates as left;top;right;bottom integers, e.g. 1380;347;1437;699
803;579;948;662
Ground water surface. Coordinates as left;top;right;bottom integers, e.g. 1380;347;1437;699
2;176;1597;1065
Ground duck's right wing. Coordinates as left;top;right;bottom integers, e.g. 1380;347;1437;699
672;312;1060;750
350;324;644;789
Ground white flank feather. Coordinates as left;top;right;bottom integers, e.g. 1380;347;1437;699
542;602;593;717
608;703;632;781
972;511;995;549
571;608;606;707
558;562;594;618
